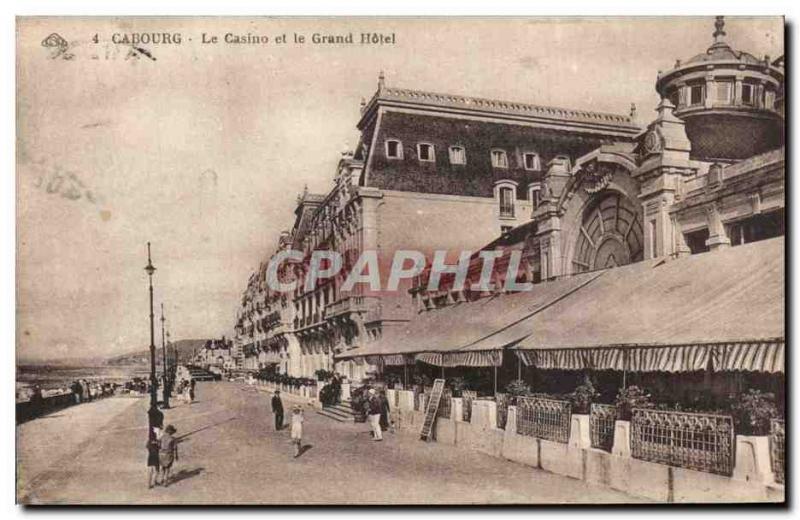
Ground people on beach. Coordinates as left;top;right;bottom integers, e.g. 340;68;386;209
158;425;178;487
70;380;83;404
271;390;284;431
146;436;160;488
290;405;304;458
367;388;383;441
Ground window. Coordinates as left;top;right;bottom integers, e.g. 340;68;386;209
449;146;466;165
715;81;733;104
501;225;513;234
385;139;403;159
741;83;754;105
689;85;705;106
417;143;435;162
685;228;710;255
498;186;515;218
523;152;541;171
728;209;784;246
528;184;542;210
491;149;508;168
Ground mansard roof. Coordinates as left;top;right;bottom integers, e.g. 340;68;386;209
358;85;640;136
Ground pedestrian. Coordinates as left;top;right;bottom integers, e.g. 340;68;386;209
290;405;304;458
146;436;160;488
183;380;192;404
271;390;284;431
189;379;196;402
158;425;178;487
367;388;383;441
379;389;392;433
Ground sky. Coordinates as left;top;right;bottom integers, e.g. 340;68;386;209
16;16;783;361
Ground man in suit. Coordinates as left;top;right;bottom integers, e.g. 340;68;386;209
271;390;284;431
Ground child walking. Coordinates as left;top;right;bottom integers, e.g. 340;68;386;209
290;405;304;458
158;425;179;487
146;436;160;488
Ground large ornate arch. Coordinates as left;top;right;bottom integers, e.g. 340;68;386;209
556;152;643;275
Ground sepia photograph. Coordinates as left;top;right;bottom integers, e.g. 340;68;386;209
14;15;785;506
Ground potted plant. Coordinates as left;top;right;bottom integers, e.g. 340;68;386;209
504;379;531;405
614;385;653;421
730;389;780;436
567;375;599;414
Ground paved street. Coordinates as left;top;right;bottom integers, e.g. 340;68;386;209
17;381;644;505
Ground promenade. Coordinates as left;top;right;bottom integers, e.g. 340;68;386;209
17;381;643;505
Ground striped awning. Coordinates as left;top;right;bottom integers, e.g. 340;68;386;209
416;350;503;368
365;354;413;366
516;340;784;373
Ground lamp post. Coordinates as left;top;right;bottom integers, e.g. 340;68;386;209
160;303;170;408
145;243;162;441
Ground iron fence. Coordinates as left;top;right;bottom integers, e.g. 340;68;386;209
516;396;572;443
771;418;785;484
495;393;509;430
590;403;617;451
462;390;477;422
631;408;734;476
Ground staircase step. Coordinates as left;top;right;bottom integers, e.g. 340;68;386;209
316;409;355;422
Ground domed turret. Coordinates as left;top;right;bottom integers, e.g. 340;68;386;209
655;16;783;162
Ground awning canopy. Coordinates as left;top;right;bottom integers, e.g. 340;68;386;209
336;270;603;367
513;237;785;373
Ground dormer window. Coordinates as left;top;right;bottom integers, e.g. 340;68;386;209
449;145;466;165
523;152;541;171
417;143;435;162
491;149;508;168
385;139;403;159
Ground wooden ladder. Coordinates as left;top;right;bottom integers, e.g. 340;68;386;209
419;378;445;441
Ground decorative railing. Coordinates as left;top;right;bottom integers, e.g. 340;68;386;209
495;393;509;430
462;390;477;422
631;408;734;476
590;403;617;452
516;396;572;443
770;418;785;484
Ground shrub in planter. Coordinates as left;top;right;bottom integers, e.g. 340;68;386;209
614;385;653;421
567;375;599;414
505;379;531;404
319;384;338;407
350;385;370;422
315;369;334;382
447;376;468;397
729;389;780;436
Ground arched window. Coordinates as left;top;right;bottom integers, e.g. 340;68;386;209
449;145;466;165
417;142;435;162
523;152;541;171
495;181;517;218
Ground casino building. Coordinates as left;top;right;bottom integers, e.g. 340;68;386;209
234;17;784;390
